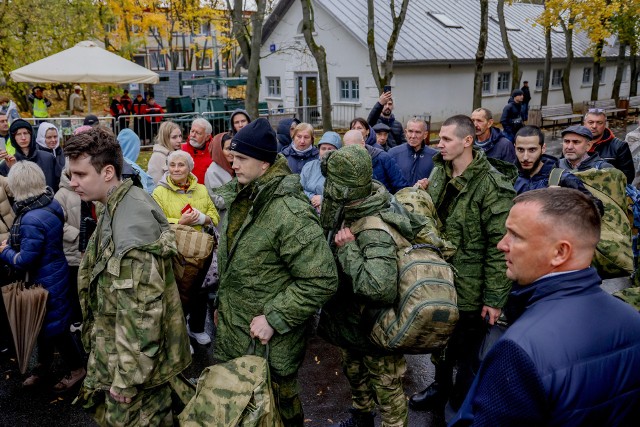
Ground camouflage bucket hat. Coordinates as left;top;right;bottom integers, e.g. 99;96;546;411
321;145;372;203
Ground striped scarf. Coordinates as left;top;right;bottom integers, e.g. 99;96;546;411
9;187;56;252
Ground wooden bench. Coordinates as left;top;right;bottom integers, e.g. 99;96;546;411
628;95;640;115
539;104;583;135
586;99;627;120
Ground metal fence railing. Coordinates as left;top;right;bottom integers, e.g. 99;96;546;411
19;102;362;146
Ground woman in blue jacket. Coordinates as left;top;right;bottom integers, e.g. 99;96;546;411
0;161;85;391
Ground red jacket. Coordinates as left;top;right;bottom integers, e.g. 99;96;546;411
181;140;212;184
145;104;163;123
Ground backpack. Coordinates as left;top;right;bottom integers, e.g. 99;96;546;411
549;167;633;278
178;344;283;427
170;224;215;305
350;215;458;354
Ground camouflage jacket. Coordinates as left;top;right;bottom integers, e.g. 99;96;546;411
319;183;426;354
428;149;514;311
78;179;191;398
215;155;338;377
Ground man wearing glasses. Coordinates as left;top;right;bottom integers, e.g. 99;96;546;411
583;108;635;183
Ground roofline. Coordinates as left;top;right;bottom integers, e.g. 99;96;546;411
262;0;297;43
393;56;610;67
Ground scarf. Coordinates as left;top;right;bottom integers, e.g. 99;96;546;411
10;188;57;252
291;143;314;155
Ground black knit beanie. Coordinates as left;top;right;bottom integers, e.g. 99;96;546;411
230;117;278;164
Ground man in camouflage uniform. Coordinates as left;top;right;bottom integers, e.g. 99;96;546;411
410;115;514;412
65;126;191;426
213;118;338;427
319;145;427;427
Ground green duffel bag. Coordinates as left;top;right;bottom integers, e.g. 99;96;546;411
178;343;283;427
350;215;458;354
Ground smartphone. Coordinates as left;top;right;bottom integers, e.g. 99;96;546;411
383;85;391;93
0;139;6;152
181;204;192;214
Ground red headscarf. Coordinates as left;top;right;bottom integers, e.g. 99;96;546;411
210;132;234;176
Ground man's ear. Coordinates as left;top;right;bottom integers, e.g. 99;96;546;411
550;240;572;268
103;164;116;182
541;144;546;154
464;135;474;148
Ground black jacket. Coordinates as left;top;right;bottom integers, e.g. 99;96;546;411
367;102;407;148
591;128;635;183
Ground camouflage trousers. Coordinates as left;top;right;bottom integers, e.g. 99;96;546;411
340;348;408;427
272;371;304;427
89;384;173;427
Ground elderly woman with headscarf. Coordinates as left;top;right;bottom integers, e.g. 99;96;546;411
0;119;60;191
281;122;319;174
0;161;85;390
152;150;219;348
36;122;65;172
147;121;183;184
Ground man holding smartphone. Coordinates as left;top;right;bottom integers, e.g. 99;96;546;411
367;87;407;148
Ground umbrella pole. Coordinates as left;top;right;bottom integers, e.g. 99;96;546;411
87;83;92;113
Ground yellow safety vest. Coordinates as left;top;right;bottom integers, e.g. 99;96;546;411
3;137;15;155
33;98;48;118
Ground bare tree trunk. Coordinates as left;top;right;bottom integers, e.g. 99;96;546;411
541;19;552;106
367;0;410;92
561;18;574;105
611;43;626;102
497;0;522;91
228;0;266;119
591;40;604;101
300;0;332;131
631;48;639;97
473;0;489;109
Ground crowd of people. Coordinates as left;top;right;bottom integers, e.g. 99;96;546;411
0;86;639;427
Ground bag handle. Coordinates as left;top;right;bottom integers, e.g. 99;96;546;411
548;168;564;187
350;216;411;248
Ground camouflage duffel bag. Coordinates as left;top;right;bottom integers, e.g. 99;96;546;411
178;343;283;427
350;215;458;354
550;167;633;278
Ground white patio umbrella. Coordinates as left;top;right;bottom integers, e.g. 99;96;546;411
10;40;159;112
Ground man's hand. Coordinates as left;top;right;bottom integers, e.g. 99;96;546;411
378;91;392;106
334;227;356;248
414;178;429;190
250;315;274;345
109;386;133;404
310;195;322;209
481;305;502;325
0;239;7;254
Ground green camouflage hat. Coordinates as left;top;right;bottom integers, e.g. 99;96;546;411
321;145;372;203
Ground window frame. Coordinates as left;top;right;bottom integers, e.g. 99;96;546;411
338;78;360;102
497;71;511;92
267;77;281;97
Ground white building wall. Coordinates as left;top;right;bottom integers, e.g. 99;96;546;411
260;4;634;126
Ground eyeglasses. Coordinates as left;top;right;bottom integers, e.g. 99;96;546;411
587;108;605;113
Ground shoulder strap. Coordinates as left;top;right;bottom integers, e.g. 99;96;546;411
350;215;411;248
548;168;564;187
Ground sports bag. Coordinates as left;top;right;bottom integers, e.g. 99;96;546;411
178;343;283;427
549;167;633;278
350;215;458;353
170;224;215;304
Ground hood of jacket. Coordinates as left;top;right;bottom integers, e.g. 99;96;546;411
9;119;37;160
58;168;73;191
365;144;383;159
590;127;615;151
475;126;505;150
342;182;426;242
229;109;252;135
365;127;377;146
517;154;558;179
35;122;60;151
276;117;300;138
157;171;198;192
117;128;140;162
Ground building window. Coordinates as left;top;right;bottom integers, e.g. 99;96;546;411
267;77;281;97
551;69;563;87
149;51;166;70
482;73;492;94
582;67;592;85
623;66;629;82
497;71;510;92
339;78;359;101
535;70;544;89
